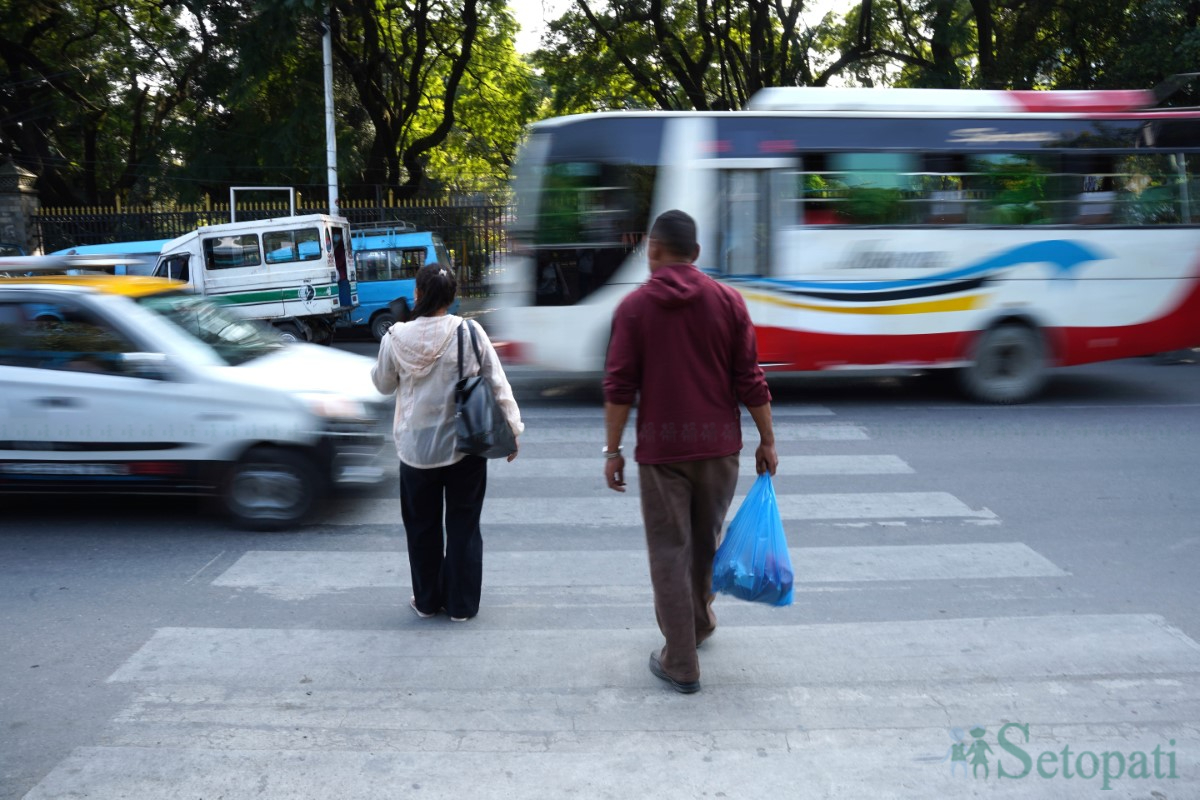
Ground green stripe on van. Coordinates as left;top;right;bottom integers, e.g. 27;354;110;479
211;284;337;305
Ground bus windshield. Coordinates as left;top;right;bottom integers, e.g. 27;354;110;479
511;117;664;305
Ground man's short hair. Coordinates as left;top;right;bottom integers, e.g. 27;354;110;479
650;210;697;258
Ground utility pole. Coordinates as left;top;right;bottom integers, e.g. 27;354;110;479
322;8;339;217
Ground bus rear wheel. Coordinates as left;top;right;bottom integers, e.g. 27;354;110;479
958;323;1047;404
275;322;306;343
310;320;335;345
370;312;397;341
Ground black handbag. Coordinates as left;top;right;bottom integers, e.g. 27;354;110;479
455;320;517;458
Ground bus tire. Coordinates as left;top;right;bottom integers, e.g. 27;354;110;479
370;312;397;341
221;446;322;531
275;322;306;343
311;320;335;345
958;323;1047;404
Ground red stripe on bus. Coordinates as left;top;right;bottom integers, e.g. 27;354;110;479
753;268;1200;371
1009;89;1155;114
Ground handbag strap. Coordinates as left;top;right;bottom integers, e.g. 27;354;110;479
456;319;485;380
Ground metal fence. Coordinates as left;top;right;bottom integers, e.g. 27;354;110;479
34;197;512;297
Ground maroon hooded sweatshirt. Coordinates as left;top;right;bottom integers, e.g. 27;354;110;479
603;262;771;465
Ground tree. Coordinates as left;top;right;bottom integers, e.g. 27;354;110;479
422;11;537;191
532;0;849;111
328;0;527;198
0;0;208;205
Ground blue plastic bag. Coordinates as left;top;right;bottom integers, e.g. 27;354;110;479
712;473;794;606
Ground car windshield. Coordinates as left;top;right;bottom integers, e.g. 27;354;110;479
137;292;284;366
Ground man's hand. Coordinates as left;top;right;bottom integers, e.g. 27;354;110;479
506;439;519;463
755;442;778;476
604;454;626;492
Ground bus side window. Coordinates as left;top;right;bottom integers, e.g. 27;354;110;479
828;152;922;225
798;154;841;225
1116;154;1190;225
296;229;321;261
925;153;969;225
356;252;383;281
967;153;1065;225
401;249;425;277
1075;176;1117;225
204;235;261;270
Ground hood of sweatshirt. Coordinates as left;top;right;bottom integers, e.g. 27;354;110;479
385;314;462;378
643;262;706;309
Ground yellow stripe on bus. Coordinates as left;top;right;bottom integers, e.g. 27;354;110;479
740;290;985;315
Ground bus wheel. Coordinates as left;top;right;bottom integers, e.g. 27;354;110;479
311;320;335;345
221;447;322;531
370;312;397;341
275;322;306;343
959;323;1047;404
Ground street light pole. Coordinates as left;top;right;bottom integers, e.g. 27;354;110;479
323;8;339;217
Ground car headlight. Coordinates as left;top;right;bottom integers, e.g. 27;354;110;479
298;392;370;421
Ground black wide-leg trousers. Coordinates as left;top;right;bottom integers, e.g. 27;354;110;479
399;455;488;619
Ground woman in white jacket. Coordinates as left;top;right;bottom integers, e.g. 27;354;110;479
371;264;523;622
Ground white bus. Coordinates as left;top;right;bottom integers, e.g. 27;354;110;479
153;213;357;344
491;86;1200;402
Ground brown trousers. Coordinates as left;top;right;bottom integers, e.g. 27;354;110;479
638;454;740;683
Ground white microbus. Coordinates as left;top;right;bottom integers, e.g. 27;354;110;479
153;213;357;344
492;86;1200;402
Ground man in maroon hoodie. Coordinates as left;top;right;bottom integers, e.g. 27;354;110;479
603;209;778;694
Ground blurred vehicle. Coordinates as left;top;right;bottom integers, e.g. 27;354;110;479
0;274;390;530
151;213;358;345
0;243;26;257
497;83;1200;403
345;224;457;340
50;239;171;275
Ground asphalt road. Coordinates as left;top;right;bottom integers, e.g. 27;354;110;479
2;353;1199;798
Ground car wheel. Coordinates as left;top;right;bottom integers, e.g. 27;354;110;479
275;322;306;343
958;323;1047;404
370;312;398;341
221;447;322;531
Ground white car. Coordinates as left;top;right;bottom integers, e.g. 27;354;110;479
0;275;391;529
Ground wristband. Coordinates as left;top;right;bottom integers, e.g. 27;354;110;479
602;446;623;460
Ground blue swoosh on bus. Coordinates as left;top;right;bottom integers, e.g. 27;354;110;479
736;240;1106;294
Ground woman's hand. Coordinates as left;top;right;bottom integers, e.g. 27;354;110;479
506;439;519;462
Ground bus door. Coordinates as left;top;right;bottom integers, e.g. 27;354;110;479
715;166;792;278
715;165;793;366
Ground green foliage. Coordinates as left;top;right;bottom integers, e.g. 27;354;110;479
976;158;1053;225
530;0;840;111
3;0;1198;208
422;8;537;192
838;186;908;224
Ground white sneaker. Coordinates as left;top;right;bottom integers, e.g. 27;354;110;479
409;597;436;619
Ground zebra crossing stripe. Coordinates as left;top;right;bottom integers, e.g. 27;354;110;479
334;491;993;527
495;454;913;479
23;727;1200;800
105;615;1200;689
212;543;1062;600
520;422;869;443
